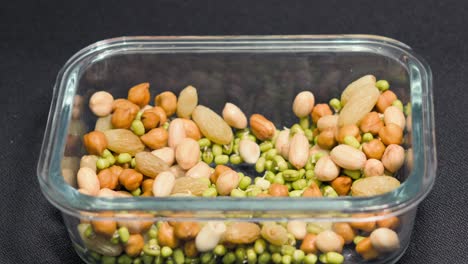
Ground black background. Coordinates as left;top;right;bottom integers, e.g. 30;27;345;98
1;1;467;263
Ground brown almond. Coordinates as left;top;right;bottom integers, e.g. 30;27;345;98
103;129;145;155
135;152;170;178
223;222;261;244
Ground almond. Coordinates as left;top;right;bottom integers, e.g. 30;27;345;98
103;129;145;155
338;84;380;127
192;105;233;145
288;133;309;169
135;151;170;178
351;176;401;196
171;177;209;196
223;222;261;244
250;114;275;140
330;144;366;170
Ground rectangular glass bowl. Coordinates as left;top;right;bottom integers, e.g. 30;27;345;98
38;35;436;264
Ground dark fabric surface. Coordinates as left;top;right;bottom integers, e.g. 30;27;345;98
0;0;467;263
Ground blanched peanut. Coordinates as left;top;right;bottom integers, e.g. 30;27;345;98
287;221;307;240
222;103;248;129
315;230;344;253
80;155;98;171
293;91;315;118
186;161;213;179
370;228;400;252
182;119;202;140
275;129;290;159
268;183;289;197
381;144;405;173
356;237;379;260
195;222;226;252
363;159;385;177
317;115;338;131
330;176;352;196
89;91;114;117
125;234;144;257
216;169;239;196
330;144;366;171
384;106;406;129
168;118;187;148
175;138;200;170
362;139;386;160
152;171;176;197
239;139;260;164
300;233;318;254
119;169;143;191
77;167;100;196
210;165;231;184
332;223;355;244
314;156;340;182
128;83;150;107
151;147;175;166
170;165;187;179
158;222;179;248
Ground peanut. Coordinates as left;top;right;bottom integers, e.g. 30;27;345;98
216;169;239;196
363;159;385;177
142;179;154;193
287;221;307;240
239;139;260;164
302;182;322;197
195;222;226;252
370;228;400;252
330;144;366;170
210;165;231;184
289;133;309;169
384;106;406;129
317;115;339;132
112;99;140;116
175;138;200;170
186;161;213;179
314;155;340;182
184;240;198;257
275;129;290;159
260;223;288;246
349;214;376;232
381;144;405;173
250;114;276;141
151;147;175;166
152;171;176;197
168;118;187;148
224;222;261;244
315;230;344;253
293;91;315;118
376;215;400;230
77;167;100;196
89;91;114;117
182;119;202;140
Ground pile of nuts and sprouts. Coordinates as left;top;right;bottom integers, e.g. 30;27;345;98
70;75;410;264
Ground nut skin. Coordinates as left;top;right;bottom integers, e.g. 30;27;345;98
300;233;318;254
376;90;397;113
268;183;289;197
330;176;352;196
311;104;333;124
381;144;405;173
119;169;143;191
112;108;136;129
155;91;177;116
89;91;114;117
173;222;201;240
336;124;361;143
250;114;276;140
317;128;336;150
141;110;160;130
97;167;119;190
128;82;150;107
158;222;179;248
293;91;315;118
141;127;168;150
125;234;145;257
83;130;108;156
360;112;384;135
378;123;403;145
362;139;386;160
91;212;117;238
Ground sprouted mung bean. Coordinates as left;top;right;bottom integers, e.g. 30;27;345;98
73;76;407;263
